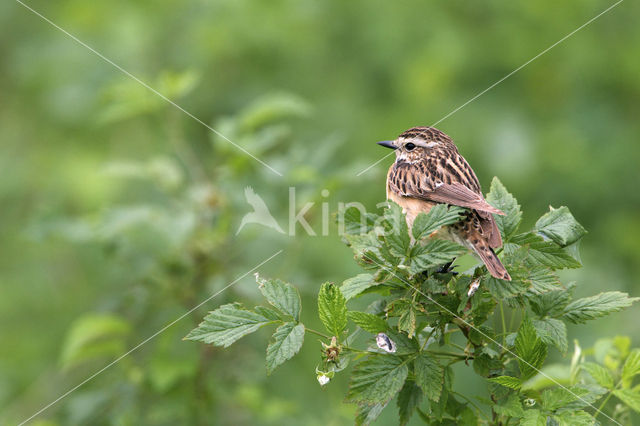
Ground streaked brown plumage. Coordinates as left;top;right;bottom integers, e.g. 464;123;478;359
379;126;511;281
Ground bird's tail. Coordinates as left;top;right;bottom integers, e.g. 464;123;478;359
471;240;511;281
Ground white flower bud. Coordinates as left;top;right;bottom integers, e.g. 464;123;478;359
317;374;330;386
376;332;396;353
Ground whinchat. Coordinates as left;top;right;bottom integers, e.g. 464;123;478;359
379;126;511;281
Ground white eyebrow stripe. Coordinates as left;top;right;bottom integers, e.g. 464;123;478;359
414;140;439;148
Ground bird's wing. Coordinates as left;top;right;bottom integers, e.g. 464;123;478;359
388;162;504;215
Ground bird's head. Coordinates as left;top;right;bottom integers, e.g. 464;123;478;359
377;126;456;163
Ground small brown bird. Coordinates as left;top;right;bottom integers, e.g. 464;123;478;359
379;126;511;281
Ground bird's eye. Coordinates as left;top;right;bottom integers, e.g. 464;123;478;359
405;143;416;151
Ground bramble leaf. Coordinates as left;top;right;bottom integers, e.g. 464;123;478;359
347;311;388;334
540;386;590;411
613;389;640;412
520;409;546;426
341;274;377;300
318;282;348;337
486;177;522;241
397;382;423;426
493;393;524;418
409;239;466;274
185;303;275;347
581;362;614;389
488;376;522;390
347;355;409;405
534;206;587;247
562;291;639;324
622;349;640;382
533;318;568;354
257;276;301;321
266;322;305;374
414;353;444;401
411;204;465;241
510;233;581;270
515;318;548;381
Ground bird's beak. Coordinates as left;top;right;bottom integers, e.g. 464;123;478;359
377;140;397;150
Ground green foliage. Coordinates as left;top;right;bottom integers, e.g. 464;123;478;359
318;282;348;337
189;178;639;424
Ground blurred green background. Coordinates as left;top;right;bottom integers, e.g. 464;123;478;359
1;0;639;424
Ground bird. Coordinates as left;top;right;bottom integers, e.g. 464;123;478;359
378;126;511;281
236;187;285;235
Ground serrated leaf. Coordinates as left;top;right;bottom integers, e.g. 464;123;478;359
408;239;466;274
486;177;522;241
257;277;301;321
341;274;376;300
533;318;568;354
185;303;275;347
541;386;590;411
534;206;587;247
562;291;639;324
397;382;423;426
411;204;465;241
253;305;282;321
318;282;348;337
415;354;444;401
347;311;388;334
346;355;409;404
623;349;640;382
488;376;522;390
511;233;581;269
521;409;546;426
342;206;376;235
266;322;304;374
516;318;548;381
384;202;411;257
582;362;614;389
529;285;574;318
613;389;640;412
355;402;387;426
493;393;524;418
552;410;595;426
397;306;417;338
485;276;529;299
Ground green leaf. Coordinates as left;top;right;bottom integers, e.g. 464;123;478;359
265;322;305;375
347;311;388;334
488;376;522;390
529;285;574;318
254;305;283;321
411;204;465;240
318;282;348;337
397;382;423;426
185;303;275;347
408;239;466;274
414;353;444;401
582;362;614;389
510;233;581;269
515;318;548;381
534;206;587;247
341;274;377;300
493;393;524;418
613;389;640;412
533;318;568;354
397;306;417;338
60;313;131;368
384;202;411;257
552;410;595;426
342;206;375;235
486;177;522;241
346;355;409;405
355;403;387;426
257;276;301;321
622;349;640;382
562;291;639;324
541;386;590;411
520;409;546;426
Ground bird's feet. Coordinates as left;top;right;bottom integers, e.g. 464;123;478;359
437;259;458;276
